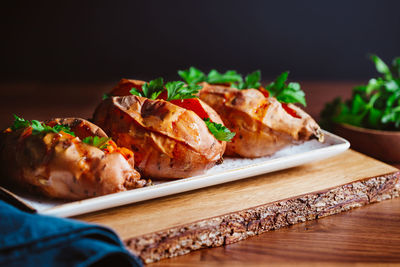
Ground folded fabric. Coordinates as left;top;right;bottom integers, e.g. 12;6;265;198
0;200;142;267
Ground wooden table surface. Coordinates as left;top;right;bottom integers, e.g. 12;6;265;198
1;81;399;265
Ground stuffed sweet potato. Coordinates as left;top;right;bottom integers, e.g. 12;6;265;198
94;78;229;179
93;93;226;179
178;67;324;158
0;117;145;200
198;83;323;157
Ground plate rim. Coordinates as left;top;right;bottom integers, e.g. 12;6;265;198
33;130;349;217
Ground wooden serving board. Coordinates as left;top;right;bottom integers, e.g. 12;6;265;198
76;149;400;263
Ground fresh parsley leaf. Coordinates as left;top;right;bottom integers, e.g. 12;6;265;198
179;67;243;85
129;88;142;97
142;77;164;99
321;54;400;130
207;69;243;84
178;67;207;84
166;81;202;100
11;114;30;131
232;70;261;89
130;77;164;100
30;120;46;134
385;80;399;92
369;54;392;80
9;115;75;136
203;118;235;142
53;124;76;136
266;72;306;106
102;93;111;100
82;136;112;150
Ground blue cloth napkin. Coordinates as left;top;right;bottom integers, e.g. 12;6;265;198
0;200;142;267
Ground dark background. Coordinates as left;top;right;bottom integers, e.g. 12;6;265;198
1;0;400;82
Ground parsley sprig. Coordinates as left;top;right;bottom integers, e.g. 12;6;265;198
178;67;207;84
179;67;306;106
165;81;202;100
178;67;243;85
82;136;112;150
129;77;202;101
130;77;164;100
265;71;306;106
9;115;118;150
10;115;75;136
207;70;243;84
232;70;261;90
321;54;400;130
203;118;235;142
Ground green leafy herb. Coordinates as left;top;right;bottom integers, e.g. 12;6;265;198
369;54;392;80
165;81;202;100
178;67;207;84
207;70;243;84
52;124;76;136
265;71;306;106
179;67;243;85
321;54;400;131
11;114;30;131
179;67;307;106
10;115;75;136
130;77;164;100
232;70;261;90
129;77;202;101
203;118;235;142
82;136;112;150
102;93;111;100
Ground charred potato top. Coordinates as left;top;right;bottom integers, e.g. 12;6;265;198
0;118;145;200
199;83;324;157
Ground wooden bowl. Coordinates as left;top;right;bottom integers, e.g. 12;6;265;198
334;123;400;162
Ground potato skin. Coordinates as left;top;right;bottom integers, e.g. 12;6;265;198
0;118;144;200
93;95;225;179
199;83;324;158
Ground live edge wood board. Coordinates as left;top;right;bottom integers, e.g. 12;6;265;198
76;149;400;263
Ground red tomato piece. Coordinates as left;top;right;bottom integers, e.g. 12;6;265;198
281;103;301;118
169;98;210;120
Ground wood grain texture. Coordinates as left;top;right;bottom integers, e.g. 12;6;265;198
76;150;396;236
127;172;399;263
150;197;400;266
75;150;399;263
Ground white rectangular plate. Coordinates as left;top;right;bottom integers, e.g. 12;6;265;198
3;131;349;217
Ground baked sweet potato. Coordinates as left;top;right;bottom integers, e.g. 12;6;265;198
198;83;324;157
0;118;145;200
93;94;226;178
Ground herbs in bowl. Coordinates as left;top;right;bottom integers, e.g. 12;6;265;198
321;54;400;162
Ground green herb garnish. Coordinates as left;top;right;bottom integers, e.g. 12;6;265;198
10;115;75;136
130;77;164;100
129;77;202;101
165;81;202;100
207;70;243;84
178;67;207;84
265;71;306;106
232;70;261;90
203;118;235;142
179;67;306;106
102;93;111;100
178;67;243;85
11;114;30;131
82;136;112;150
321;54;400;130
